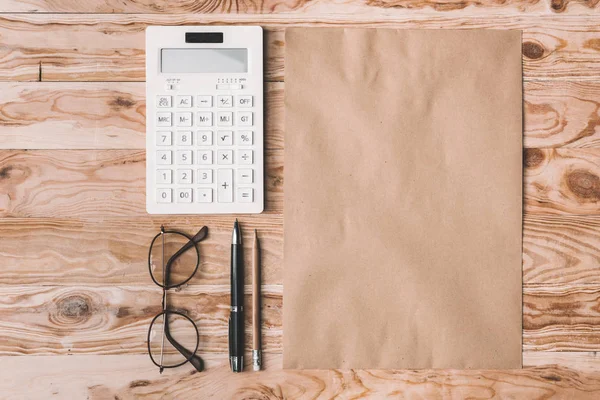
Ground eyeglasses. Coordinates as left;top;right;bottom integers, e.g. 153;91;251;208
147;225;208;373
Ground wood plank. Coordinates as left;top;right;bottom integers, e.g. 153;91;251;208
0;149;283;217
525;148;600;215
524;215;600;284
0;80;597;150
2;353;600;400
0;14;600;81
3;0;599;14
0;82;284;150
524;351;600;374
0;283;598;355
525;80;600;148
0;285;283;356
1;214;599;286
0;216;283;286
524;284;600;352
1;148;599;217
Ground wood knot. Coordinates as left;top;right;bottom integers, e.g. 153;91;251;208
524;149;545;168
129;380;151;388
523;42;545;60
550;0;565;11
0;166;13;180
108;96;136;111
566;169;600;201
53;294;93;325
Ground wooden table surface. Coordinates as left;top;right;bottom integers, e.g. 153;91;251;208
0;1;600;399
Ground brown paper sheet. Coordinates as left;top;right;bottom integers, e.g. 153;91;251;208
283;28;523;369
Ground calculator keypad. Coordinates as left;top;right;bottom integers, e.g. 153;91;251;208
154;94;256;204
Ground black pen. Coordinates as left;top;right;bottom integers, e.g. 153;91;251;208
229;219;244;372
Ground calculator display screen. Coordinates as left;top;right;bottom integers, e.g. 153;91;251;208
161;48;248;73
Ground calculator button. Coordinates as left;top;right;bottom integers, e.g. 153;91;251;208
237;96;253;108
176;112;193;127
238;188;253;203
238;169;253;184
237;112;253;127
197;188;213;203
156;169;172;184
157;95;172;108
197;96;212;108
176;95;192;108
239;150;253;165
217;169;233;203
198;150;213;165
177;150;192;165
197;112;213;127
157;112;172;127
176;131;192;146
157;188;172;203
156;131;172;146
176;188;193;203
218;150;233;165
216;84;230;90
157;151;172;165
177;169;192;184
237;131;253;146
217;112;233;127
217;95;233;108
197;169;213;184
217;131;233;146
197;131;213;146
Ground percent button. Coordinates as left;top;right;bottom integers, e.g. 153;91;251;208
236;131;253;146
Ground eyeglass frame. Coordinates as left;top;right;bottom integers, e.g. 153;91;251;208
146;225;208;373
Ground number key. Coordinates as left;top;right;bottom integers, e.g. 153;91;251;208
197;169;213;184
177;169;192;184
156;169;172;184
157;188;172;203
176;188;193;203
197;150;213;165
197;131;212;146
156;131;172;146
157;151;172;165
177;131;192;146
177;150;192;165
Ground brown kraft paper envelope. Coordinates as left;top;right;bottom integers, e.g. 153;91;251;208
283;28;523;369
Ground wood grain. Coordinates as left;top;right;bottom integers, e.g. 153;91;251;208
524;284;600;351
0;82;146;149
524;215;600;284
0;82;284;150
2;148;599;217
525;80;600;148
1;14;600;81
3;0;599;14
1;214;599;286
0;80;597;150
0;285;283;356
525;148;600;215
0;149;283;217
0;283;598;355
2;353;600;400
0;216;283;286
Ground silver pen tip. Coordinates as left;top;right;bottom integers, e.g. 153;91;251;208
232;219;242;244
252;350;262;371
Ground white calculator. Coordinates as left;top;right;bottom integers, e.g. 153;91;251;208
146;26;264;214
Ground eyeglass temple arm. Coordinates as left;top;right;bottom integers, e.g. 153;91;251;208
164;318;204;372
164;226;208;286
